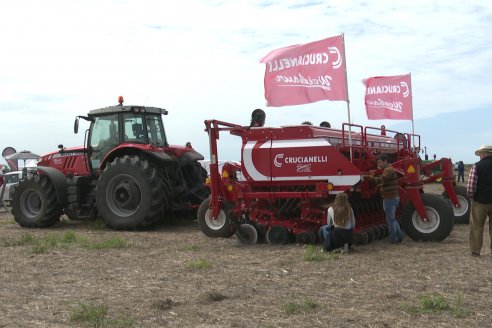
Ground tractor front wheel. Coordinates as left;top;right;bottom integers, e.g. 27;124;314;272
12;175;62;228
197;197;234;238
400;193;454;241
96;155;165;230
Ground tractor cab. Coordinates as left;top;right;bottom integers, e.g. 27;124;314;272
75;97;168;171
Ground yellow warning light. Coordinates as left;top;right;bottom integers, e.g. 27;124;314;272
222;170;229;178
406;165;416;174
436;177;442;182
227;185;234;191
327;183;334;191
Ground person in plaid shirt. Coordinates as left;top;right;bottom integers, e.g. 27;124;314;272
467;145;492;256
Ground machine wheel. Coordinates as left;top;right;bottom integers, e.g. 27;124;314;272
442;186;471;224
197;197;234;238
372;226;382;240
235;223;258;244
266;226;290;245
378;225;388;239
12;175;62;228
382;225;390;237
353;231;368;245
400;193;454;241
251;222;267;243
96;155;165;230
296;231;316;245
365;228;375;243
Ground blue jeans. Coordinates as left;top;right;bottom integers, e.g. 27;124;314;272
319;225;331;241
383;197;403;242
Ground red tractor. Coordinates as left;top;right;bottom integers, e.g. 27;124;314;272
198;110;470;244
12;98;208;229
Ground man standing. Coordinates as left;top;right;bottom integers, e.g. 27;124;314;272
457;161;465;183
467;145;492;257
367;154;403;243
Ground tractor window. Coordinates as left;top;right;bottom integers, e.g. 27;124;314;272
123;113;146;143
90;114;119;168
146;114;167;147
121;112;166;147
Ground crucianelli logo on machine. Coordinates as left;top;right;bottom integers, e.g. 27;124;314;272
274;153;328;168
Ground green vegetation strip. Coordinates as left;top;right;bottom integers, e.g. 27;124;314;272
409;292;471;318
180;244;201;252
302;244;340;262
2;231;132;253
284;295;318;315
186;258;212;270
69;302;136;328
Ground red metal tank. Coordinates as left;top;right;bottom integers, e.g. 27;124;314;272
241;129;361;194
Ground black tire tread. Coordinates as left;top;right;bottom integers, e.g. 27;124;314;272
442;185;470;224
400;193;454;241
197;197;234;238
96;155;165;230
12;175;62;228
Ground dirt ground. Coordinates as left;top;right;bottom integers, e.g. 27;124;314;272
0;182;491;328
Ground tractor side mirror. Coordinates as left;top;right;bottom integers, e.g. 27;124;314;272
74;116;93;134
74;117;79;134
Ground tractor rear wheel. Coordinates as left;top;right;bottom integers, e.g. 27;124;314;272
400;193;454;241
197;197;234;238
96;155;165;230
442;185;470;224
183;162;210;204
12;175;62;228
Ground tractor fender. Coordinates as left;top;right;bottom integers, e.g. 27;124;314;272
178;150;205;165
36;165;68;204
99;147;204;170
144;150;176;162
100;147;174;170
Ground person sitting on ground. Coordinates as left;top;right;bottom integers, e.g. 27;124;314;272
322;193;355;253
318;202;333;241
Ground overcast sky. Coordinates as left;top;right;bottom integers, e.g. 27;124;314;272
1;0;491;166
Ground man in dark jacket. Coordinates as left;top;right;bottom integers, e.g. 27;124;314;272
457;161;465;183
467;145;492;256
367;154;403;243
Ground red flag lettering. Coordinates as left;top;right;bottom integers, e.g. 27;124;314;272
260;35;348;107
364;74;413;120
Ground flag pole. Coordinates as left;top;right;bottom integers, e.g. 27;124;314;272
341;33;353;161
409;73;415;151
